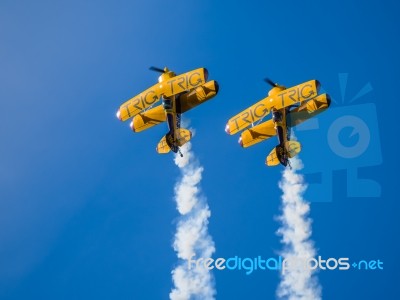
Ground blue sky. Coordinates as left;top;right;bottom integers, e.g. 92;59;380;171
1;0;399;299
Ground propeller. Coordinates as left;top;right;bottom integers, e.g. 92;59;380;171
149;66;166;73
264;77;277;87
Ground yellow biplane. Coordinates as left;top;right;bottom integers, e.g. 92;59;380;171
225;78;330;167
116;67;219;156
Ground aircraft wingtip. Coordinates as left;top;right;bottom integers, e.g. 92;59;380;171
130;121;136;132
238;137;243;147
225;124;230;135
116;110;121;120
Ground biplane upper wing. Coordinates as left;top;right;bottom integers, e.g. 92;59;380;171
238;93;330;148
130;80;219;133
288;93;330;127
117;84;162;121
178;80;218;112
117;68;209;122
226;80;320;135
161;68;208;97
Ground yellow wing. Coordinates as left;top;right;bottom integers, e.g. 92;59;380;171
239;119;276;148
161;68;208;98
288;93;331;127
132;80;219;133
239;93;330;148
126;79;220;134
117;85;162;121
156;136;171;154
179;80;219;113
226;80;319;135
226;96;272;135
305;93;330;113
131;105;166;132
156;129;192;155
266;147;281;166
117;68;208;122
175;128;192;146
285;141;301;158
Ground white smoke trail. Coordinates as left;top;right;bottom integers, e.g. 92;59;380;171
276;156;322;300
170;141;216;300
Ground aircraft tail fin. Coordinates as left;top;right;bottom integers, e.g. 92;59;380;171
175;128;192;147
266;141;301;167
285;140;301;158
156;128;192;155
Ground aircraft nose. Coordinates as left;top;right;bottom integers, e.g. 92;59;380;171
116;110;121;120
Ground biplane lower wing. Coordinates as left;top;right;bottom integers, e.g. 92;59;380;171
131;105;166;132
239;93;330;148
239;119;276;148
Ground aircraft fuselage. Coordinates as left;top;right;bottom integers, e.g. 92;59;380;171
163;95;181;153
272;108;290;166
